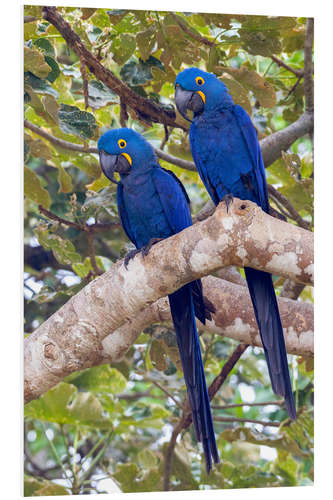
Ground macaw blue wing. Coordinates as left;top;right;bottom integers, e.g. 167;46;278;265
153;167;210;324
152;167;192;233
189;127;220;205
116;182;137;247
233;105;269;213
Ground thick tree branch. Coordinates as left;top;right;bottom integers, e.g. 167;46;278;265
24;200;313;403
260;112;313;167
100;275;313;366
42;6;184;130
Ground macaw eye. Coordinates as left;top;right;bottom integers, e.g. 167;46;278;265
118;139;127;149
195;76;205;86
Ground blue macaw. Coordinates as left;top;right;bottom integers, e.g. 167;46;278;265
175;67;296;420
98;128;219;472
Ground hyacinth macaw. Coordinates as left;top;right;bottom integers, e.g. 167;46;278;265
98;128;219;472
175;67;296;420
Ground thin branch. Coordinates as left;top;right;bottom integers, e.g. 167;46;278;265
42;6;184;130
119;98;129;128
38;205;120;232
39;205;85;231
163;343;248;490
170;12;214;46
24;120;98;153
213;416;280;427
150;380;183;410
270;55;303;77
24;16;36;23
160;125;169;151
287;74;302;98
79;56;89;110
267;185;311;230
24;110;313;173
211;400;283;410
87;230;103;276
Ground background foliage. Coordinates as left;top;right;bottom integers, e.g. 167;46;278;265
24;5;313;495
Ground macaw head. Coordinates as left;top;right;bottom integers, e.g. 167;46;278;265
97;128;156;184
175;67;233;121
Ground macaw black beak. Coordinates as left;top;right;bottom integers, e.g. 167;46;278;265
175;84;205;122
99;151;131;184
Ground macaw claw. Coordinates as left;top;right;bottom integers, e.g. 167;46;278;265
124;248;141;269
141;238;163;258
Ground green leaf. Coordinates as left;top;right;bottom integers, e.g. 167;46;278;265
24;382;112;429
107;9;128;25
33;38;55;57
71;365;127;394
45;56;60;83
120;57;164;87
35;227;82;266
87;80;119;109
136;27;156;61
81;8;97;20
111;34;136;65
24;46;51;79
138;449;158;468
24;72;58;98
57;165;73;193
218;66;276;108
114;463;161;493
58;104;97;140
24;166;51;208
24;135;53;160
24;476;69;496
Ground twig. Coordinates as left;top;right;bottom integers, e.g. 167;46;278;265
270;55;303;77
170;12;214;47
87;230;103;275
120;98;129;128
160;125;169;151
39;205;84;231
38;205;120;232
79;55;89;110
24;16;36;23
150;380;183;410
24;110;313;173
211;400;283;410
163;420;183;491
163;343;248;490
287;75;302;98
42;6;183;130
213;416;280;427
267;185;311;230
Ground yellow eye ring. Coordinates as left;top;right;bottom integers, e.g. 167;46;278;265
118;139;127;149
195;76;205;86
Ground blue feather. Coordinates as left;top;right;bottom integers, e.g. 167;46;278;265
98;128;220;472
176;67;296;420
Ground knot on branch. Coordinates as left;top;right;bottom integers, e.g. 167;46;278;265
39;336;65;374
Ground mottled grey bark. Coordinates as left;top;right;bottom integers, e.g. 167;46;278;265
24;199;313;403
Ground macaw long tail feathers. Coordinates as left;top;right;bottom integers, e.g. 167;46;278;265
244;267;296;420
168;285;220;473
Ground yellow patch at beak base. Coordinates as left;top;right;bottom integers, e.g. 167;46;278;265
196;90;206;103
121;152;132;166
